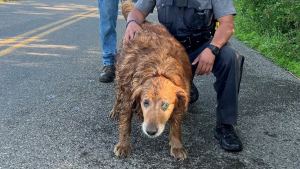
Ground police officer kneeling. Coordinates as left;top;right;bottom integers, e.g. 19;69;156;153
124;0;244;152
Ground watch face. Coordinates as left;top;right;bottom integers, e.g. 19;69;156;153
214;47;219;54
209;45;219;55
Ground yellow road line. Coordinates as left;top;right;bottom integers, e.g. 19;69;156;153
0;11;98;57
0;8;97;48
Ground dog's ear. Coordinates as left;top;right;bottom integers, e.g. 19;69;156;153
131;86;143;101
131;86;144;122
176;88;189;113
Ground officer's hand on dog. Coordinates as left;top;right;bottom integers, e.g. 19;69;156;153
123;22;141;45
192;48;216;76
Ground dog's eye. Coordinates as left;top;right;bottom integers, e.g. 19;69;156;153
162;102;169;110
143;100;149;107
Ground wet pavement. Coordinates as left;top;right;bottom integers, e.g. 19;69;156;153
0;0;299;168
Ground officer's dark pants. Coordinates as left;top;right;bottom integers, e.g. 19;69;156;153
188;40;244;125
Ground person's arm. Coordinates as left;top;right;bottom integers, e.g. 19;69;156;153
123;8;148;45
192;14;235;76
127;7;148;24
210;15;235;49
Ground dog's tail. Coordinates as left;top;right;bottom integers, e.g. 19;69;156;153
122;0;135;21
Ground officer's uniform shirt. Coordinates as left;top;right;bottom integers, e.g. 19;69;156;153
135;0;236;37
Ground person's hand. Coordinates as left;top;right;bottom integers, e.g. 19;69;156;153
192;48;216;76
123;21;141;45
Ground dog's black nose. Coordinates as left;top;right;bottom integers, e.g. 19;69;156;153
146;126;158;136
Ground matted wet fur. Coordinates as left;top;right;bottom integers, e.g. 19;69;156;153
109;0;192;160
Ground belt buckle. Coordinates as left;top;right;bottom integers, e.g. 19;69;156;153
187;37;192;48
183;36;192;51
177;36;192;50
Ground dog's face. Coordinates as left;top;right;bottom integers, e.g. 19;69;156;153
132;77;188;138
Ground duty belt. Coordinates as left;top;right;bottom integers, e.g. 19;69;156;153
175;33;211;53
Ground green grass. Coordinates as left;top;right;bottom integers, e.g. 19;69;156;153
0;0;16;2
233;0;300;78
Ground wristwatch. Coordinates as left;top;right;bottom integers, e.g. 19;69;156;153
207;44;220;56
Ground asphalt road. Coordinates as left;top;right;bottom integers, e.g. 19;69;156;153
0;0;300;168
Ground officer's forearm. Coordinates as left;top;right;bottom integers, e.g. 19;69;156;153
127;8;148;25
210;16;235;49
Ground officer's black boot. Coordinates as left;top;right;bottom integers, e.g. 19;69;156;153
189;82;199;104
213;123;243;152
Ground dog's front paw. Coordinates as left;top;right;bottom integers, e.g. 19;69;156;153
109;109;119;120
170;146;187;161
114;143;131;158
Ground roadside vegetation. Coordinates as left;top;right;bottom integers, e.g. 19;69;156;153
233;0;300;78
0;0;16;2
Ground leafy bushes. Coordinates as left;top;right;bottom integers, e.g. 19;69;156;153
233;0;300;77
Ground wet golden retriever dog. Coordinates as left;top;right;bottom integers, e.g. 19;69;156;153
109;0;192;160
